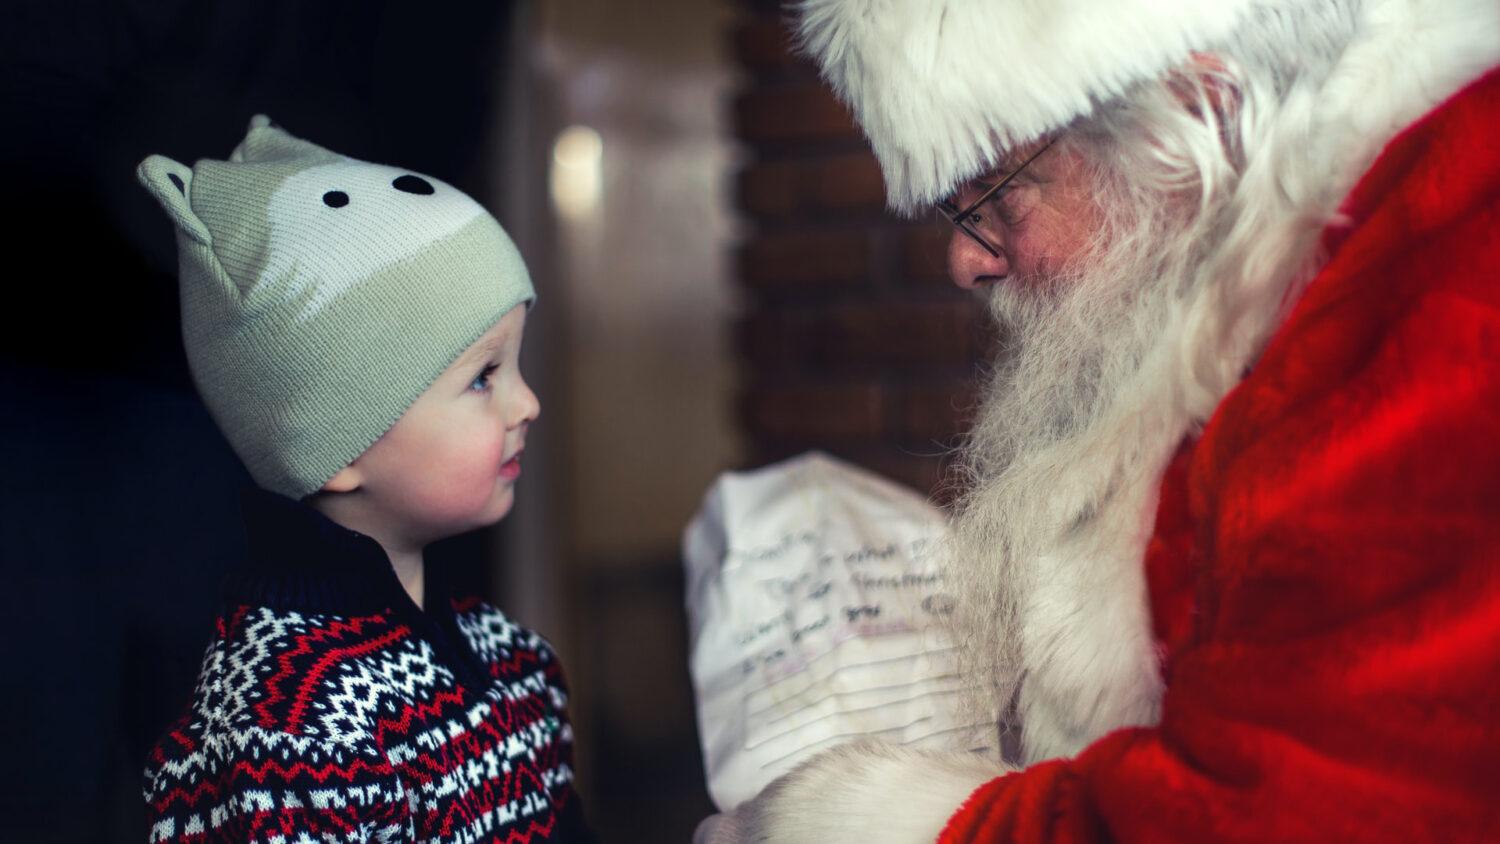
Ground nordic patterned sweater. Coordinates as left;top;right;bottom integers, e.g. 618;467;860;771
143;485;596;843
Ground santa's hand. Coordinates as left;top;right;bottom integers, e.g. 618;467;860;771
693;807;754;844
692;741;1005;843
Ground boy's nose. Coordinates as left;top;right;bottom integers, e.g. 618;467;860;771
511;380;541;428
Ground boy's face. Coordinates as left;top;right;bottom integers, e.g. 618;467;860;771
328;304;539;546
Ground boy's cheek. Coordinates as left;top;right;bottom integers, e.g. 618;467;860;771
397;471;507;535
421;435;509;505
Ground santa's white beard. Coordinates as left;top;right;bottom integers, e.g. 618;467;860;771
944;150;1219;762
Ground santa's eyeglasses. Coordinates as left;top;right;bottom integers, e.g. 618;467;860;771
935;139;1057;259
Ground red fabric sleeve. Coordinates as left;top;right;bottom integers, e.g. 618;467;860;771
940;66;1500;844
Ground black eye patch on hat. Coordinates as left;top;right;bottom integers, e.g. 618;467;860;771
393;174;434;195
321;175;434;209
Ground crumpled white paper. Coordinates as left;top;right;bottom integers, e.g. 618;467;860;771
683;452;995;811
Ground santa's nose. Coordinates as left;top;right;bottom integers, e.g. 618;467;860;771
946;229;1008;289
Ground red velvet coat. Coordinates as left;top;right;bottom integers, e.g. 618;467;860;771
939;67;1500;843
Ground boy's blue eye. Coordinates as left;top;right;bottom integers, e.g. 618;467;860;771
469;364;499;392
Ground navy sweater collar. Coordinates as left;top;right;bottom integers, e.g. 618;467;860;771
226;483;452;619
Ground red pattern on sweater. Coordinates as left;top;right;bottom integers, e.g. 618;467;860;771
145;600;584;843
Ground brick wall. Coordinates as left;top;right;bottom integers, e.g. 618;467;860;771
731;6;993;501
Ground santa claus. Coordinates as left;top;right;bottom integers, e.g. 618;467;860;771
698;0;1500;841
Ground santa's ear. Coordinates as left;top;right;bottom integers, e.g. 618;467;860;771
1168;51;1241;127
136;154;211;245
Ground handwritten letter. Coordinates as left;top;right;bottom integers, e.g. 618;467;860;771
684;452;996;810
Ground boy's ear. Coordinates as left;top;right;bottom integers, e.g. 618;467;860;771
320;465;363;494
136;154;212;245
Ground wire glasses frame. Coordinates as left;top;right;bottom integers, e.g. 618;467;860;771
935;138;1057;259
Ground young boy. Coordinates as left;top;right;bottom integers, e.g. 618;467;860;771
135;115;594;842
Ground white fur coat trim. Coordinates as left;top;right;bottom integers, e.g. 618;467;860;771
794;0;1256;213
706;743;1009;844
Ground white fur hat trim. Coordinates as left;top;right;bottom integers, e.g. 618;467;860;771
794;0;1257;213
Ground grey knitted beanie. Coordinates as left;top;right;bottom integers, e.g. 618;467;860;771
136;115;534;499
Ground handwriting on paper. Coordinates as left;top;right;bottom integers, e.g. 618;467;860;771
685;452;998;810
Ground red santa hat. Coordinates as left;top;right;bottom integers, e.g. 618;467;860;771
793;0;1260;214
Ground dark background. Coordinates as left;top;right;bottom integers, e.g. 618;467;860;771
0;3;517;840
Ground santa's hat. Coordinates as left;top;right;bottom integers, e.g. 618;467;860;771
793;0;1259;214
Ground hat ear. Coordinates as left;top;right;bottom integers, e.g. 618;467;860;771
231;114;341;165
136;154;211;245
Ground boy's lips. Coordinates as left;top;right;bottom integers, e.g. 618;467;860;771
499;449;523;480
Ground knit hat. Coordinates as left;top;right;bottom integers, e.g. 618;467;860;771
136;115;534;499
793;0;1263;213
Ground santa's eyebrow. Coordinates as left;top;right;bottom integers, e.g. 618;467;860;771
984;155;1031;181
993;152;1025;172
978;139;1056;188
961;162;1018;194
